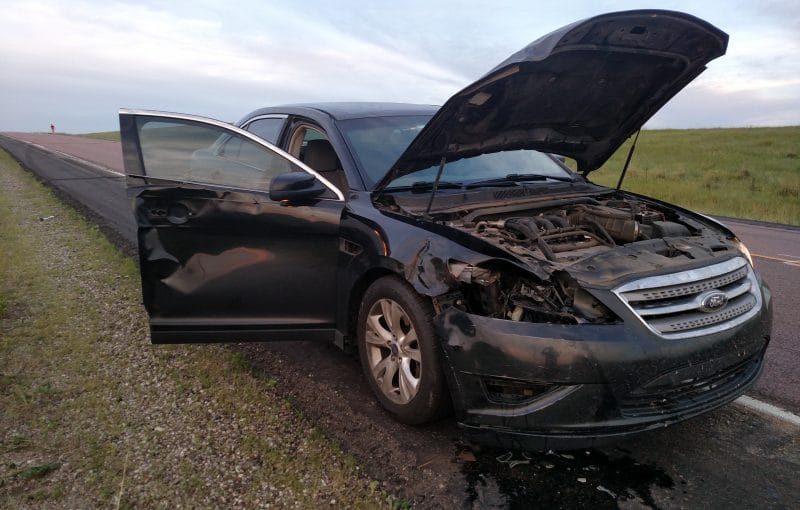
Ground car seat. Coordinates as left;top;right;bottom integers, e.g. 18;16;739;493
302;139;347;193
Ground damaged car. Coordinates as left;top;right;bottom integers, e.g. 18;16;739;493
119;9;772;449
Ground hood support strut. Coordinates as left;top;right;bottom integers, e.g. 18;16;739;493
424;156;448;217
616;129;641;190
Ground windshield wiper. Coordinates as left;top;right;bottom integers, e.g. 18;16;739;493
384;180;463;192
466;173;577;188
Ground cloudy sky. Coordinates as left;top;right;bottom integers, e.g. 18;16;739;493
1;0;797;132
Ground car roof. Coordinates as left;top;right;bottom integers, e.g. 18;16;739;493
241;102;439;121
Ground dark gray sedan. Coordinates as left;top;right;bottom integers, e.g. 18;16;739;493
119;9;771;449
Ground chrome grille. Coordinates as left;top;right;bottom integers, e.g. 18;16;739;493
621;266;748;302
613;257;762;339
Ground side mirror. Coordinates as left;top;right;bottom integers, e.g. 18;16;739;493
269;172;326;202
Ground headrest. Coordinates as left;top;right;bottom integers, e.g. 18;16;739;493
303;139;339;173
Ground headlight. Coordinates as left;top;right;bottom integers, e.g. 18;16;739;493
732;238;754;267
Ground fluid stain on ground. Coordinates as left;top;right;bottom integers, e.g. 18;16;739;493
463;447;674;509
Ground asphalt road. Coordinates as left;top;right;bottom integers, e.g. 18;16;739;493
0;133;135;245
2;132;798;509
725;221;800;411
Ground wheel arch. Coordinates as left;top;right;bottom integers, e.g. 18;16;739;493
342;267;399;350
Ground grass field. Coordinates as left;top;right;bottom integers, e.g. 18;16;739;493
589;126;800;225
75;131;121;141
0;149;393;508
78;126;800;225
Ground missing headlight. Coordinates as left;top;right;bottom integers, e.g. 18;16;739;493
446;261;618;324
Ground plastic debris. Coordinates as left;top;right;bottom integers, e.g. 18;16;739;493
496;451;532;468
496;452;513;463
561;453;575;459
39;215;55;221
577;477;587;483
597;485;617;499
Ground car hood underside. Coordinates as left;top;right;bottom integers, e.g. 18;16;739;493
377;9;727;187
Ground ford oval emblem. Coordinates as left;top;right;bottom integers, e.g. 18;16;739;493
700;291;728;313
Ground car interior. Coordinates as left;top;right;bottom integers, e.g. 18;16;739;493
301;139;346;192
288;126;347;193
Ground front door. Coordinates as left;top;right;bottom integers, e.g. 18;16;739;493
119;110;345;343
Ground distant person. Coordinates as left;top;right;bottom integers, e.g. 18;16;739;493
50;123;55;134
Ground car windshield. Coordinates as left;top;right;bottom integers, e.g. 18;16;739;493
387;150;574;189
339;115;575;190
339;115;431;188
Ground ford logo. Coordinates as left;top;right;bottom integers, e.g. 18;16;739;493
699;291;728;313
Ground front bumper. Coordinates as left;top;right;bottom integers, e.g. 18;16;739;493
434;279;772;450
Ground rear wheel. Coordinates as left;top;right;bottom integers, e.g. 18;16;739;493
357;276;449;424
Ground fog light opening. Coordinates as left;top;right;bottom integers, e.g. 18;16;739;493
482;377;557;405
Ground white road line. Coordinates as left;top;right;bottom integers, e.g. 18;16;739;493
27;141;124;177
752;253;800;268
724;221;800;234
777;254;800;259
735;396;800;426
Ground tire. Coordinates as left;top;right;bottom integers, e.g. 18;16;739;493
357;275;450;425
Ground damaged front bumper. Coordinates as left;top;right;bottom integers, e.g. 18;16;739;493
435;279;772;451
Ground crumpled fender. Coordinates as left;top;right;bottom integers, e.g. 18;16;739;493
389;232;550;298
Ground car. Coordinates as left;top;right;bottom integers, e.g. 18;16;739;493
119;9;772;450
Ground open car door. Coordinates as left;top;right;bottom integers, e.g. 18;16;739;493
119;110;345;343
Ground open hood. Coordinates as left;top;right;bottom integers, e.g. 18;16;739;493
376;10;727;189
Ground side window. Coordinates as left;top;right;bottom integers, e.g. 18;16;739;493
136;118;300;191
245;117;285;144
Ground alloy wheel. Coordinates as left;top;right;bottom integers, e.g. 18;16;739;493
364;298;421;404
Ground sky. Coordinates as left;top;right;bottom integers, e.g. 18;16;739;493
0;0;798;132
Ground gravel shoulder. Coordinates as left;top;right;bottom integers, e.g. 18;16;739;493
0;150;394;508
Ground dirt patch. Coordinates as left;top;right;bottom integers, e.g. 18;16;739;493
233;342;476;508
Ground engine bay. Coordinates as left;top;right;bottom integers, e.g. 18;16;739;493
382;192;740;324
448;197;699;265
438;196;732;324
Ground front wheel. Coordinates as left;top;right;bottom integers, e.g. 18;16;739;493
357;276;450;424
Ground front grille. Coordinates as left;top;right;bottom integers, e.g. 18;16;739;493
620;355;761;418
613;257;762;339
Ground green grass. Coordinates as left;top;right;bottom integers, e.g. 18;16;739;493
14;463;62;481
75;130;120;141
588;126;800;225
0;149;391;508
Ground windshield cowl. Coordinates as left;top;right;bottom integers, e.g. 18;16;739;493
380;180;602;219
465;173;579;188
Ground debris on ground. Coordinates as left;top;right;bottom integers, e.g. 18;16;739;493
496;451;532;468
